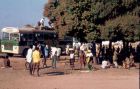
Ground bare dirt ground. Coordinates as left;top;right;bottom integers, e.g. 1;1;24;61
0;56;139;89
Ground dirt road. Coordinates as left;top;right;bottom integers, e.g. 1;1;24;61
0;57;139;89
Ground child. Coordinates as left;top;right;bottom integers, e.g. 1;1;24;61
3;55;11;68
52;51;57;69
123;57;130;69
32;47;41;76
129;53;136;67
113;49;118;68
79;50;86;69
70;50;75;70
86;50;93;70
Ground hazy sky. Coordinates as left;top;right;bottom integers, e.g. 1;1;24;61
0;0;48;30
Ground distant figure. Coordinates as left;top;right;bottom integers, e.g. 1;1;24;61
50;47;57;60
3;55;11;68
129;53;136;68
25;45;33;75
136;43;140;62
113;49;118;68
57;48;61;61
39;18;45;30
98;51;103;64
66;44;70;55
122;57;130;69
32;47;41;76
41;43;48;68
86;49;93;70
52;51;57;69
40;18;45;26
123;53;136;69
79;50;86;69
101;59;110;69
43;44;49;68
70;50;75;70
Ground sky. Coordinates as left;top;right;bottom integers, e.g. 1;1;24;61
0;0;49;30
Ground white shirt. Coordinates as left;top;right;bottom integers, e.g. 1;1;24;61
101;60;108;69
32;45;35;51
80;45;84;51
51;47;57;58
40;18;45;24
57;48;61;56
70;53;75;59
26;48;33;63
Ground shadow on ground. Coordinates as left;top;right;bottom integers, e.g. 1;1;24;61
45;72;65;76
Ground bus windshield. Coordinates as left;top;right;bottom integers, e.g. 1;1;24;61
2;32;9;40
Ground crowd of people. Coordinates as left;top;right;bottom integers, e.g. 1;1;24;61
66;42;140;70
8;41;139;77
25;42;61;76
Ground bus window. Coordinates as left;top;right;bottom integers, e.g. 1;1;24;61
44;34;48;40
35;33;44;41
10;33;19;41
20;34;27;46
2;32;9;40
28;34;33;41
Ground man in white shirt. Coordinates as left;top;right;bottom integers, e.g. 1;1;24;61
70;50;75;69
40;18;45;27
50;47;57;59
25;45;33;75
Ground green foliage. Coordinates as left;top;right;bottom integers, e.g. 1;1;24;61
101;15;140;42
44;0;140;42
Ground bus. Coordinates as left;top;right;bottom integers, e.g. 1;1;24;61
0;27;58;57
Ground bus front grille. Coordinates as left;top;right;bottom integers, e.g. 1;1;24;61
4;44;13;50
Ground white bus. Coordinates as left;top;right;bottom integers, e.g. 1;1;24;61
0;27;58;57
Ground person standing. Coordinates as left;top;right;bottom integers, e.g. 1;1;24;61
113;49;118;68
40;18;45;26
40;43;48;68
91;41;97;64
129;53;136;68
52;51;57;69
66;44;70;55
57;47;61;61
2;55;11;68
32;47;41;76
25;45;33;75
39;18;45;30
86;49;93;70
79;50;86;69
43;44;49;68
70;50;75;70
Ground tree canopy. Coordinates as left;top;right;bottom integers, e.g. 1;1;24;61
44;0;140;42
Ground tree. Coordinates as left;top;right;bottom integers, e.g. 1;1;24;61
44;0;140;42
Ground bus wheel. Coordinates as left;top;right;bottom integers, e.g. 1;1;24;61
22;48;28;58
